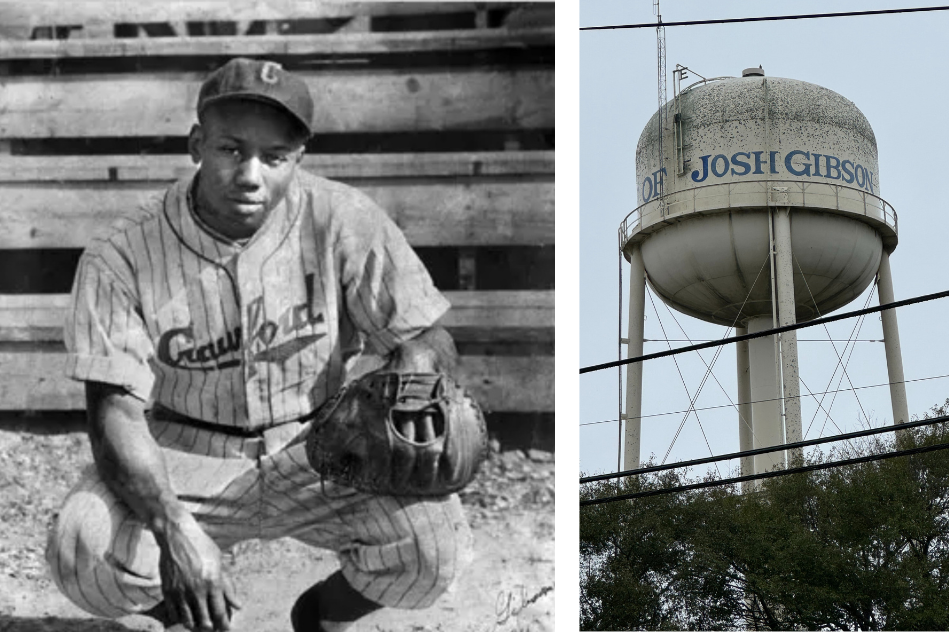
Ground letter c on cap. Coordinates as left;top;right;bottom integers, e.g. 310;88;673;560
260;61;282;84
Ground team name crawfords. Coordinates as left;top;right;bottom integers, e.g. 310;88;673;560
640;149;877;203
157;274;326;370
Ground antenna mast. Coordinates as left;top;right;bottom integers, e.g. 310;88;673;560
654;0;666;210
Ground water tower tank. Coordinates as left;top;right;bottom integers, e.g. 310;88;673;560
623;72;897;326
619;69;907;476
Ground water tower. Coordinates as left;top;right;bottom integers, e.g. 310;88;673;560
620;67;908;475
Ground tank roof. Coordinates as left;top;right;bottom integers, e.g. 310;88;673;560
637;76;877;153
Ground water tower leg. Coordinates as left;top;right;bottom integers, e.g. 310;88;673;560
736;327;754;483
624;244;646;470
877;250;909;426
772;208;803;462
747;316;785;473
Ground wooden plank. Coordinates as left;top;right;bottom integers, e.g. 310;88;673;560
0;2;528;39
462;355;553;413
0;349;554;412
0;347;82;410
0;68;554;137
0;151;555;182
442;290;555;343
0;294;69;342
0;28;554;59
0;290;555;343
503;4;556;29
0;179;554;248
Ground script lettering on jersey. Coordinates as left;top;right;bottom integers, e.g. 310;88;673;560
156;274;327;371
246;273;326;365
640;149;877;203
157;325;243;370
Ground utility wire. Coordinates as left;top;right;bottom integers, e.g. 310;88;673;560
656;293;747;469
647;287;719;474
644;339;884;342
798;373;846;442
660;300;753;437
581;439;949;506
799;285;875;441
795;254;872;431
580;288;949;374
581;414;949;484
579;371;949;427
580;6;949;31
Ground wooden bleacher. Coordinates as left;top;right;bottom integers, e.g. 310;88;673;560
0;1;554;450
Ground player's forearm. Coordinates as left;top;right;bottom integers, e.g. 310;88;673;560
384;325;458;374
85;381;191;534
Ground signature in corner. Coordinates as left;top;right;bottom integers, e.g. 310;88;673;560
495;584;554;625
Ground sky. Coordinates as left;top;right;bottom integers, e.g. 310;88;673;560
579;0;949;478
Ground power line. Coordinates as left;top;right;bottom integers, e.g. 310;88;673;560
646;287;718;470
580;439;949;506
581;414;949;485
799;280;876;439
580;288;949;374
580;5;949;31
645;339;884;342
580;424;949;507
579;372;949;427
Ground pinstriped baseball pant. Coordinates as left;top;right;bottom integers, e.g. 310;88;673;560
45;420;472;619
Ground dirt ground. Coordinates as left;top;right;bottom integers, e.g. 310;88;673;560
0;418;555;632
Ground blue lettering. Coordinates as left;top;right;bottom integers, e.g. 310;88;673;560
675;148;871;191
730;152;751;176
785;150;811;177
824;155;841;180
710;154;729;178
691;155;710;183
642;176;653;202
752;151;766;175
841;160;854;183
652;168;668;198
812;153;823;177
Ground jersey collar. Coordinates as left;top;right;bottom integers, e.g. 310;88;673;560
165;171;303;263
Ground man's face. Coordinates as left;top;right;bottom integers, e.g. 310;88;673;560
189;100;306;239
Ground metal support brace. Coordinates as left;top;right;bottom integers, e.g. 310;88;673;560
624;245;646;470
736;326;754;486
877;250;910;427
773;207;803;463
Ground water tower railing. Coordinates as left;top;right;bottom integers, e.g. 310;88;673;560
619;179;898;251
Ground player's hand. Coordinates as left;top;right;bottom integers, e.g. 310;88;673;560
381;327;453;375
156;514;242;631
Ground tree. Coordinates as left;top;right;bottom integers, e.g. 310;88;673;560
580;405;949;630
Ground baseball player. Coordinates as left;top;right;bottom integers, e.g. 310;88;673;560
46;58;473;632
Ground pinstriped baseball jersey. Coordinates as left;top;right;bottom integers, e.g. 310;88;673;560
65;169;449;430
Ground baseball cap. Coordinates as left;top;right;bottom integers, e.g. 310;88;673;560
197;58;314;136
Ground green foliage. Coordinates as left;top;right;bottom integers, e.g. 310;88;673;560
580;408;949;630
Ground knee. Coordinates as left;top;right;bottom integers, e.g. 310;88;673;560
406;496;473;607
46;470;161;617
341;494;473;609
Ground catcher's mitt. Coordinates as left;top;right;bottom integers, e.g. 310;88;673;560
305;372;488;496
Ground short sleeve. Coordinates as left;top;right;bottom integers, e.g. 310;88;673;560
335;186;450;356
64;250;155;401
